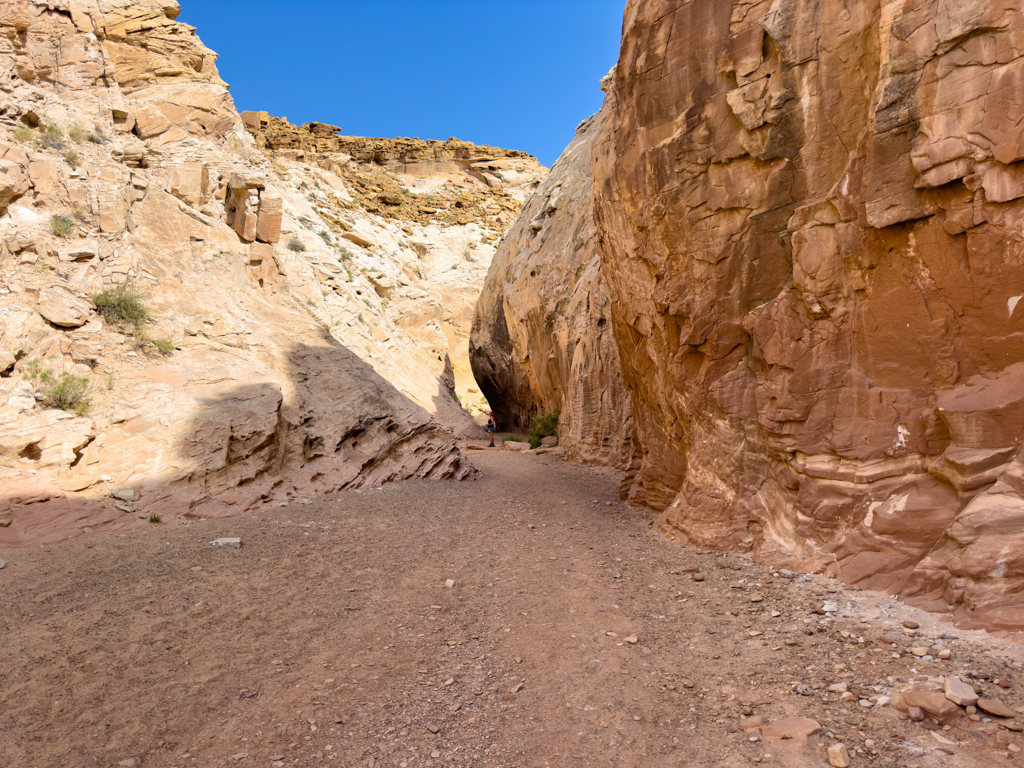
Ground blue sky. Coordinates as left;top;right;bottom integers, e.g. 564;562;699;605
180;1;625;167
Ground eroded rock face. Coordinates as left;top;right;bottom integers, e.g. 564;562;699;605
237;120;547;440
581;0;1024;631
0;0;476;547
471;100;636;469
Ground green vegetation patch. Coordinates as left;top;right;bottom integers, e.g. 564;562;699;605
528;411;560;449
92;279;151;330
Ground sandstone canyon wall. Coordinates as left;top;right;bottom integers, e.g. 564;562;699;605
596;0;1024;632
0;0;551;546
238;114;546;437
471;99;635;468
479;0;1024;632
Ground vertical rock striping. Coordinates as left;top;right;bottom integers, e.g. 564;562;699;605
479;0;1024;632
594;0;1024;632
471;97;635;469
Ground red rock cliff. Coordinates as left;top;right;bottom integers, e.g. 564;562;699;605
473;0;1024;632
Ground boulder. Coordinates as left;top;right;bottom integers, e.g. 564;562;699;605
342;232;373;249
503;441;531;453
36;287;91;327
228;172;266;191
59;240;99;262
0;156;29;209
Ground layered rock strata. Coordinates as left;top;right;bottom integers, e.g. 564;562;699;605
0;0;491;547
480;0;1024;632
471;100;635;469
591;0;1024;632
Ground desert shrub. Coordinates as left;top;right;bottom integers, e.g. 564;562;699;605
147;513;162;525
318;230;332;245
92;278;151;329
64;150;80;167
528;411;560;449
39;369;90;414
13;125;33;142
68;124;84;143
287;235;306;252
49;213;75;238
41;124;65;150
87;125;107;144
153;338;175;355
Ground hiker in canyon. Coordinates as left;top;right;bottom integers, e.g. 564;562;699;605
487;412;496;446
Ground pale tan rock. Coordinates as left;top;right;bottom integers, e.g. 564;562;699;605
256;196;282;243
1;310;53;366
828;743;850;768
59;240;98;263
36;287;91;327
945;677;979;707
133;108;172;140
169;163;204;206
28;156;59;199
503;441;531;453
0;410;96;476
471;101;635;471
0;156;30;210
342;231;373;248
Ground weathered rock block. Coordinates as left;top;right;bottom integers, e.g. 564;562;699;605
255;196;282;243
36;287;91;327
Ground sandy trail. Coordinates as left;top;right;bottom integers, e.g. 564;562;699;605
1;449;1023;768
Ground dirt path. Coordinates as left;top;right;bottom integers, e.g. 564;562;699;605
2;449;1023;768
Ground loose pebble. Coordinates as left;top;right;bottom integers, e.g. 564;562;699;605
828;743;850;767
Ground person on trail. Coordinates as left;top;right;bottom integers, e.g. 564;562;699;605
487;413;496;447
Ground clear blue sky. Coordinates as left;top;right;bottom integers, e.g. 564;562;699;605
179;1;625;167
